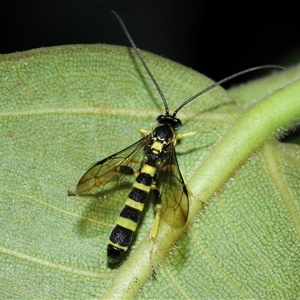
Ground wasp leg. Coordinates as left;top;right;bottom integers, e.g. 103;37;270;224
139;129;150;137
148;186;161;270
176;131;196;140
150;187;162;245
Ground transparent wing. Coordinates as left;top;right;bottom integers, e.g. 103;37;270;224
76;137;147;195
158;149;190;228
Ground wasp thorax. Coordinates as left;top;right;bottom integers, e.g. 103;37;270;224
153;123;175;143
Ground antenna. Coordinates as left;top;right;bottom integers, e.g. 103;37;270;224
112;11;285;118
111;11;170;116
172;65;285;116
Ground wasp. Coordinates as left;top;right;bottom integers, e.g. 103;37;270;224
71;11;283;263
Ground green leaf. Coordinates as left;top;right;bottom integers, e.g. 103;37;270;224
0;45;299;299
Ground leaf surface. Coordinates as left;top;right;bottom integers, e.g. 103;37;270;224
0;45;299;299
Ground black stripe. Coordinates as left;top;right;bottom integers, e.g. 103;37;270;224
136;173;152;186
107;244;124;263
109;225;133;246
128;188;148;203
147;152;159;166
119;205;140;223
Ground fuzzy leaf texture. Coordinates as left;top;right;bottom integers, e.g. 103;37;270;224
0;45;299;299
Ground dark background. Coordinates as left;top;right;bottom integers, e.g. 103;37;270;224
1;1;299;141
1;1;299;80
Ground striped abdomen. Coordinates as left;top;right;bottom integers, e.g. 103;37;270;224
107;164;156;263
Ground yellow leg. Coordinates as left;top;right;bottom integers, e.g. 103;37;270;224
150;203;162;245
139;129;149;137
149;202;162;273
176;131;196;140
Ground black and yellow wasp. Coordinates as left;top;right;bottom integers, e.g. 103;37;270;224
72;11;283;263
